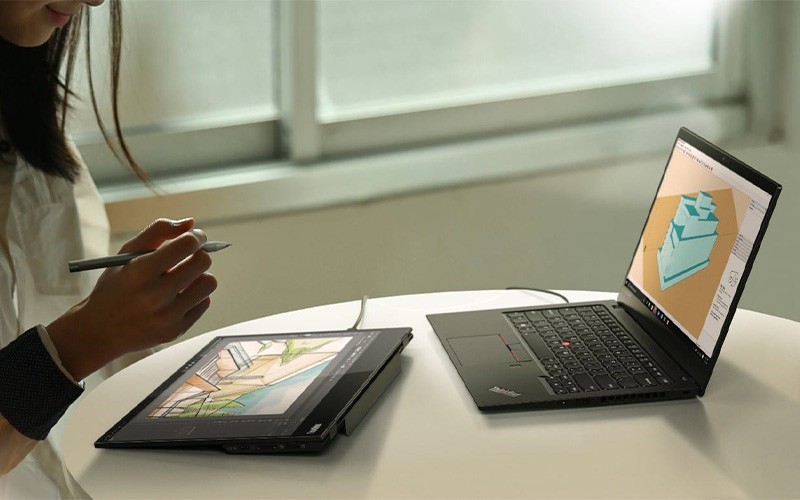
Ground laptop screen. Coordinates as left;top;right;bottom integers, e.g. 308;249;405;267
624;137;774;362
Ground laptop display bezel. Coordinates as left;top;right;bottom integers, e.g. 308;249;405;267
617;127;782;392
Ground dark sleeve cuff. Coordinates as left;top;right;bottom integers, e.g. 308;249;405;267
0;327;84;440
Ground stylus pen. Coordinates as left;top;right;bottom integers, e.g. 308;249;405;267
68;241;232;273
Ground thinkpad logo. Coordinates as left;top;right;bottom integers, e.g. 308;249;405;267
489;386;521;398
306;423;322;435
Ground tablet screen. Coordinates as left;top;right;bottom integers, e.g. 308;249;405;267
98;328;411;446
149;335;354;419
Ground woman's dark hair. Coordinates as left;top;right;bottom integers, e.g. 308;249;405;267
0;0;147;184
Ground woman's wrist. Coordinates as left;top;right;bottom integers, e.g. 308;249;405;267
46;300;121;382
35;325;82;385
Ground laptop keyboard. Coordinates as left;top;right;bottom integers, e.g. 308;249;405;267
505;305;673;394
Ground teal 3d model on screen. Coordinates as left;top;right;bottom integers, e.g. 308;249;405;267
657;191;719;290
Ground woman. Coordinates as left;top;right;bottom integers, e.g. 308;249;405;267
0;1;218;496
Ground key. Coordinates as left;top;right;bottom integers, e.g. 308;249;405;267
634;373;658;387
617;377;639;388
525;310;545;321
573;373;601;391
522;334;552;360
594;374;619;390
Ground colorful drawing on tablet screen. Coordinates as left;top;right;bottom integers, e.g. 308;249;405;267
148;336;353;418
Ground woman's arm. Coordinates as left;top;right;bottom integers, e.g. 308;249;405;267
0;218;217;477
0;325;85;474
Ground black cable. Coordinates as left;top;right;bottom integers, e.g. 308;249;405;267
349;295;369;330
505;287;570;304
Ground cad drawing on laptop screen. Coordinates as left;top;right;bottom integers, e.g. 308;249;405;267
625;137;774;362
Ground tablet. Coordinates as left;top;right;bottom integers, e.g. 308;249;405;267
95;327;413;453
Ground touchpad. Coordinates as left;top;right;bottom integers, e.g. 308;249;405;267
448;335;517;366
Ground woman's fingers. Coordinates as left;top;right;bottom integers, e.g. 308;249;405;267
173;273;218;318
162;250;213;296
136;228;207;274
180;296;213;333
117;218;194;254
58;218;220;367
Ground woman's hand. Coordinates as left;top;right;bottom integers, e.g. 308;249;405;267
46;218;219;381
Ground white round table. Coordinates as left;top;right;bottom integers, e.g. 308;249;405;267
63;290;800;498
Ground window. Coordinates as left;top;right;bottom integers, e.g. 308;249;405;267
315;0;736;155
72;0;772;205
71;0;277;185
320;1;719;118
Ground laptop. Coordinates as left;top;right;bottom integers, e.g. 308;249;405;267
95;327;413;453
428;128;781;410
